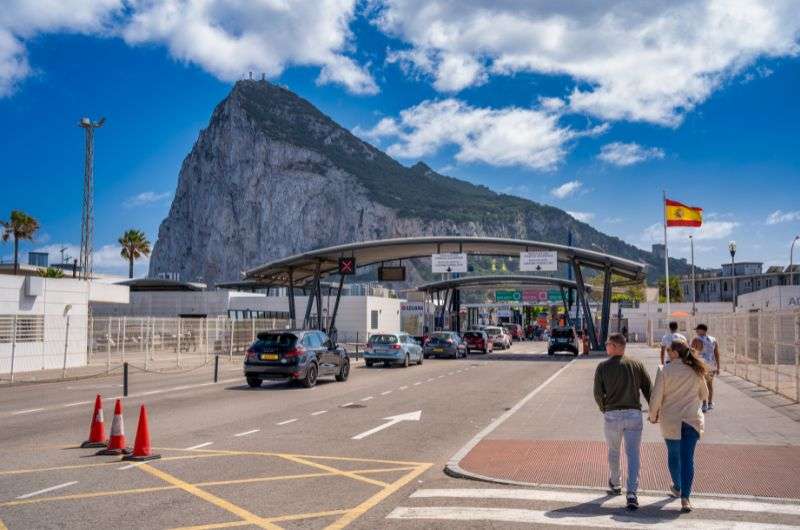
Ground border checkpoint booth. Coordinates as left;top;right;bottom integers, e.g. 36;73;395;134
241;237;646;352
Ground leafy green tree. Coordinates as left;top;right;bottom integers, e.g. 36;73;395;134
657;276;683;303
588;272;645;303
38;267;64;278
118;229;151;279
1;210;40;275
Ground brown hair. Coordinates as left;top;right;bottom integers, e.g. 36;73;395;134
607;332;626;348
670;340;708;377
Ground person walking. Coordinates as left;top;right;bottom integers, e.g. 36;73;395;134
593;333;653;510
648;340;709;513
660;321;687;365
693;324;720;411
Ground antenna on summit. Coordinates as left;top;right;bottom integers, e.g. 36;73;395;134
249;71;252;80
261;73;265;81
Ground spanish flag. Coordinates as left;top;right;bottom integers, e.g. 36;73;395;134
665;198;702;227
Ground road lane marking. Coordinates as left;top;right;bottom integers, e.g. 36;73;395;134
413;382;421;386
277;454;388;487
234;429;260;437
360;396;373;401
380;390;392;395
311;410;327;416
386;506;798;529
410;489;800;517
12;408;45;415
341;402;354;407
16;481;77;499
118;462;148;470
399;385;408;390
185;442;214;450
426;378;435;382
352;411;422;440
447;372;454;375
136;463;282;530
276;419;297;426
63;401;92;407
437;375;445;379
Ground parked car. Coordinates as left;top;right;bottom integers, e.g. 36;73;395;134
423;332;467;359
502;323;524;341
364;332;423;367
484;326;511;350
548;326;580;356
243;330;349;388
463;330;493;354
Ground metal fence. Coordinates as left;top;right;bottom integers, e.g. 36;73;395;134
646;310;800;402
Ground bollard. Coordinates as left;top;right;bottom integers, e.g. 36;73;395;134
214;354;219;383
123;362;129;397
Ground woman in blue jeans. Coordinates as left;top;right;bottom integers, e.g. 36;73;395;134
648;340;709;512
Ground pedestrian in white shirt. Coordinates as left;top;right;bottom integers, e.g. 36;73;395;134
660;321;687;365
693;324;720;411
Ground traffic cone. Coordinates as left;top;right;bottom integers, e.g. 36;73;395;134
96;399;131;455
122;405;161;461
80;394;107;448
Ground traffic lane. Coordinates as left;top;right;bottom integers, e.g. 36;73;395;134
0;357;568;529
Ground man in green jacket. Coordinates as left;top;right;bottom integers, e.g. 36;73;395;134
593;333;653;510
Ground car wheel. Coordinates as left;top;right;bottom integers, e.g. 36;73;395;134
484;346;489;354
384;361;392;368
403;354;410;368
365;360;373;367
417;355;423;365
246;377;261;388
301;363;318;388
335;358;350;381
548;349;555;356
423;354;429;359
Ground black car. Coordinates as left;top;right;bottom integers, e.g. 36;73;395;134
423;332;467;359
548;326;580;356
243;330;349;388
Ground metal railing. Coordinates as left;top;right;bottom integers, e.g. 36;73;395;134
646;310;800;402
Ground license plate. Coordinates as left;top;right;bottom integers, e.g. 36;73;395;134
260;353;279;361
434;348;444;352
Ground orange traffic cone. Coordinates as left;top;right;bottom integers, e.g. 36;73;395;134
96;399;131;455
81;394;107;448
122;405;161;461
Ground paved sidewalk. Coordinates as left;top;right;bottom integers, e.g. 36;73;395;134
448;345;800;499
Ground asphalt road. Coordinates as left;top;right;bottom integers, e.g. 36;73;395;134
0;340;575;529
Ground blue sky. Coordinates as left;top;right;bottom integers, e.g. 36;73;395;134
1;1;799;276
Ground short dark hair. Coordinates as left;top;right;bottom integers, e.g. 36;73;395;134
607;333;626;348
695;323;708;331
669;321;678;331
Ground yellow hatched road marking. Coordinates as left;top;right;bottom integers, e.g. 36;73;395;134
0;452;225;476
277;454;388;487
136;464;282;530
171;509;350;530
156;447;430;467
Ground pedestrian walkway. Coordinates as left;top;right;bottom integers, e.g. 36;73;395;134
447;345;800;500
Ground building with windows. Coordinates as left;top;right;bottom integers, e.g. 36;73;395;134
679;262;799;304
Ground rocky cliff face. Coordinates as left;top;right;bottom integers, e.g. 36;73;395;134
150;80;690;285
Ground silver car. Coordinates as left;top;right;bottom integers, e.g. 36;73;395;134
364;332;423;367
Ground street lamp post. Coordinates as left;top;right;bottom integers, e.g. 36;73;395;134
790;235;800;286
728;241;737;312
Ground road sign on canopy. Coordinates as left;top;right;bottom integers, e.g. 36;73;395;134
432;253;468;273
520;251;558;272
495;290;522;302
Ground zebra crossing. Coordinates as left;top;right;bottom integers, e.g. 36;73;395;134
385;486;800;528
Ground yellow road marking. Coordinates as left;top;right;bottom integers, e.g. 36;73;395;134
0;516;7;530
156;447;429;466
171;509;350;530
136;464;282;530
324;463;432;530
277;454;387;487
0;466;416;508
0;452;225;476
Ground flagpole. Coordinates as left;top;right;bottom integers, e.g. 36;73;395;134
663;190;671;317
690;235;696;316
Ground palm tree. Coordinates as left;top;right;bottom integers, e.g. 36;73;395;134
1;210;40;275
118;229;151;279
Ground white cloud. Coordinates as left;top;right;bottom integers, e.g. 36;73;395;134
550;180;582;199
373;1;800;125
1;0;377;96
642;221;739;243
356;99;606;169
567;211;594;223
123;191;172;208
766;210;800;225
598;142;665;166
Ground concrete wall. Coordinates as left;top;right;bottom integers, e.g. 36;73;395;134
737;286;800;312
613;302;732;343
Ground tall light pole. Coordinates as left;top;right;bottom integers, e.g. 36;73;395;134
790;235;800;286
78;116;105;280
728;240;737;312
690;235;696;315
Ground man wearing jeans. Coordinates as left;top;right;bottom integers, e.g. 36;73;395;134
593;333;652;510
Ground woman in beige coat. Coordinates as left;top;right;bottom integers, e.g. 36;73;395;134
648;340;709;512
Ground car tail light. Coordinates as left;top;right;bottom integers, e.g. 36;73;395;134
284;345;305;358
390;344;402;349
246;348;257;361
446;339;453;344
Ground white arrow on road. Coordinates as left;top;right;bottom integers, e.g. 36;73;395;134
352;410;422;440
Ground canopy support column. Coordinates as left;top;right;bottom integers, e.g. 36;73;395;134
453;288;461;333
573;259;600;351
315;262;323;331
287;269;296;329
600;265;613;347
559;285;571;327
327;273;345;341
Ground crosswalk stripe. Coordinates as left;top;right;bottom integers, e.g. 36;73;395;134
386;506;798;529
410;488;800;517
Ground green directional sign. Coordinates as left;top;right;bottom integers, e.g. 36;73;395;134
547;289;564;302
495;290;522;302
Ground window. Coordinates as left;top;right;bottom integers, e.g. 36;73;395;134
370;310;379;330
0;315;44;343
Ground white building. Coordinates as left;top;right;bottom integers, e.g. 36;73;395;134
736;285;800;312
0;275;128;375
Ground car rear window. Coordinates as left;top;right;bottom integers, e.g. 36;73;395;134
430;333;452;341
251;333;297;351
485;328;501;336
551;328;574;338
464;332;483;338
369;334;398;344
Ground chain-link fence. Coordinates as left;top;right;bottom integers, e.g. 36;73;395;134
645;310;800;402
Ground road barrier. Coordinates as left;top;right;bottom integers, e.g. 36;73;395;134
646;309;800;402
